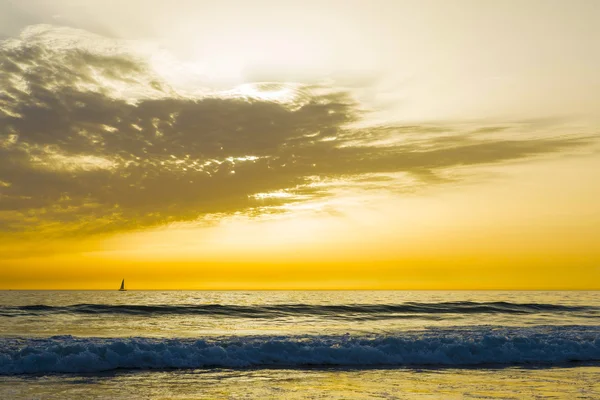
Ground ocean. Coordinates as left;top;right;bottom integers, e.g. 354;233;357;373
0;291;598;399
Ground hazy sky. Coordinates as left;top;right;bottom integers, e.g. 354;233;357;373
0;0;599;289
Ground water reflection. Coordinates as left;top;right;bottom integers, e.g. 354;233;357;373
0;291;598;337
2;366;599;399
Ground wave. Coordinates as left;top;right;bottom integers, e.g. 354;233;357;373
1;326;599;374
1;301;597;319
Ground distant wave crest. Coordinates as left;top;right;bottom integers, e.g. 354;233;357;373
1;326;599;374
1;301;598;319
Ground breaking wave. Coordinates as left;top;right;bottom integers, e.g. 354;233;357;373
1;326;599;374
1;302;598;320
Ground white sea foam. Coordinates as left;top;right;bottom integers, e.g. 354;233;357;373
1;327;599;374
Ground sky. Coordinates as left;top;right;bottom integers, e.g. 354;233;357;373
0;0;599;289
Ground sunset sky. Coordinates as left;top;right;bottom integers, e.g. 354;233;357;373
0;0;599;289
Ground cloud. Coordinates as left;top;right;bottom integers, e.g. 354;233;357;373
0;25;594;235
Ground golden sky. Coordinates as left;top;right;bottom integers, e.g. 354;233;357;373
0;0;599;289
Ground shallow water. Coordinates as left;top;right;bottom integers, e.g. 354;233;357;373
2;366;600;399
0;291;598;398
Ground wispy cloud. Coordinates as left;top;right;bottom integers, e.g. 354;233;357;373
0;25;594;235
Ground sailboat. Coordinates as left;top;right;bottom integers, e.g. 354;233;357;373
119;279;126;291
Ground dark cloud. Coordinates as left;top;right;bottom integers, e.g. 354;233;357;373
0;27;593;234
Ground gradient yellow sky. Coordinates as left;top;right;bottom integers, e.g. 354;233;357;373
0;1;599;289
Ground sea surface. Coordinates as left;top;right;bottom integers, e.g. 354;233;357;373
0;291;598;399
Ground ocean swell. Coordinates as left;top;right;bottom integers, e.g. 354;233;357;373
1;301;597;319
1;326;599;374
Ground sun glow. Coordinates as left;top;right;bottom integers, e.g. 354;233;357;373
225;83;301;103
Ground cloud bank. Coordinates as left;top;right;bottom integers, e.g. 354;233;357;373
0;25;593;234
